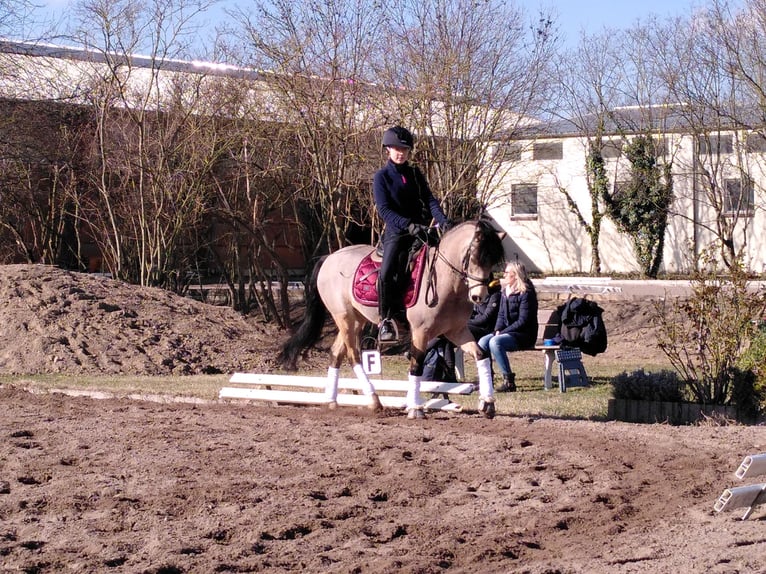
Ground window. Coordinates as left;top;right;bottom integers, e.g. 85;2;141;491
601;141;622;159
699;134;733;155
724;177;754;215
532;141;563;160
653;136;668;157
511;184;538;216
746;133;766;153
494;142;521;162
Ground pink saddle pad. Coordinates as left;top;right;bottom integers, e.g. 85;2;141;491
352;246;427;307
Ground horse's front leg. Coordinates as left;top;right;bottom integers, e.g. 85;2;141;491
458;339;496;419
406;330;429;420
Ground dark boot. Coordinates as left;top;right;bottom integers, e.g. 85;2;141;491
496;372;516;392
377;280;397;342
379;319;396;342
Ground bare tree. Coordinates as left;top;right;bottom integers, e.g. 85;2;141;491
554;25;678;275
0;0;36;38
705;0;766;269
229;0;383;255
649;5;759;271
0;81;90;267
374;0;558;221
68;0;226;286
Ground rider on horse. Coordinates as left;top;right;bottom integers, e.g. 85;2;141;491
373;126;452;342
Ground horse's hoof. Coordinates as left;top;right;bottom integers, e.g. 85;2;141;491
407;408;426;420
478;398;496;419
326;401;338;411
369;393;383;412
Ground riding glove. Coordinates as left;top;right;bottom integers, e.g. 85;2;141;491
408;223;428;237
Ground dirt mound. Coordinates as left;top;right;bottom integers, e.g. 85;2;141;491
0;264;278;375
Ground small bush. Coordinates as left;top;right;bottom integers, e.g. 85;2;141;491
653;249;766;405
735;328;766;420
611;369;685;402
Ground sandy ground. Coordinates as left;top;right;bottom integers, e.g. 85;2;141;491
1;264;765;573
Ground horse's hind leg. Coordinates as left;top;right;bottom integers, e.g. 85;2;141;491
323;333;347;409
326;316;382;412
344;321;383;412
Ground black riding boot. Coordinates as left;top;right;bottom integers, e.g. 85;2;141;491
377;280;397;342
496;372;516;392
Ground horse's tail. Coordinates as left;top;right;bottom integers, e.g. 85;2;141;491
277;256;328;371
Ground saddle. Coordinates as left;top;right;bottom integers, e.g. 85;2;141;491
352;245;428;307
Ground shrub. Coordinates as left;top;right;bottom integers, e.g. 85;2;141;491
611;368;685;402
735;327;766;420
653;249;766;406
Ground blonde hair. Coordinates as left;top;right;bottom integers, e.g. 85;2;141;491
502;261;530;294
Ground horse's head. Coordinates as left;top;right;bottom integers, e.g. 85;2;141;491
442;219;506;303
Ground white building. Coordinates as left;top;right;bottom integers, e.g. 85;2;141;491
485;108;766;275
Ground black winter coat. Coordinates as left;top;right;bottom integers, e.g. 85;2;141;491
493;284;538;348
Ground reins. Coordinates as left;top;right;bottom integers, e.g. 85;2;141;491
423;222;493;305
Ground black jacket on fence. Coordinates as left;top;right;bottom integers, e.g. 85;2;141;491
557;297;608;356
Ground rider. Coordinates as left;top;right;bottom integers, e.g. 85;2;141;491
373;125;452;342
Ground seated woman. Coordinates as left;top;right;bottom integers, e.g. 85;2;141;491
477;262;538;392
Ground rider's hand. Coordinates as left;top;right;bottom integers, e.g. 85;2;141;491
408;223;427;237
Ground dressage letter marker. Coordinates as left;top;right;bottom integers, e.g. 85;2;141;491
362;350;382;375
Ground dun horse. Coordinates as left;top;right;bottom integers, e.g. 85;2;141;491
279;220;506;419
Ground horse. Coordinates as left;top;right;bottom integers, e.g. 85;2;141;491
278;219;506;419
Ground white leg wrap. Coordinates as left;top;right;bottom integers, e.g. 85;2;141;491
353;364;376;396
406;374;423;410
477;357;494;400
325;367;340;402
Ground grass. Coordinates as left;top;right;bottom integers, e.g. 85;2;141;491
0;373;229;401
0;353;673;421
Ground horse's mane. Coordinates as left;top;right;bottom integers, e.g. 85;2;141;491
471;219;506;268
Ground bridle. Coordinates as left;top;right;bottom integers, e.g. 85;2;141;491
424;222;493;304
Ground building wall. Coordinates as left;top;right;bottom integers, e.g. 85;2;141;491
486;131;766;275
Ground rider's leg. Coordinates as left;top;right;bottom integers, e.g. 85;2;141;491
378;232;410;340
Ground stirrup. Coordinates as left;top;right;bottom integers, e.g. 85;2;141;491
378;319;399;342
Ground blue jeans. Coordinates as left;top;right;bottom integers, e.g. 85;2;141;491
477;332;525;376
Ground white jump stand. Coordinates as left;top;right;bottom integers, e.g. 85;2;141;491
714;453;766;520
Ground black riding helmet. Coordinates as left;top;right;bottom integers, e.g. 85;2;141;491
382;126;414;149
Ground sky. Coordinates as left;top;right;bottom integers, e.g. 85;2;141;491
552;0;694;37
29;0;741;50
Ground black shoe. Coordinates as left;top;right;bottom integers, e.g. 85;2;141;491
379;320;396;342
496;372;516;392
